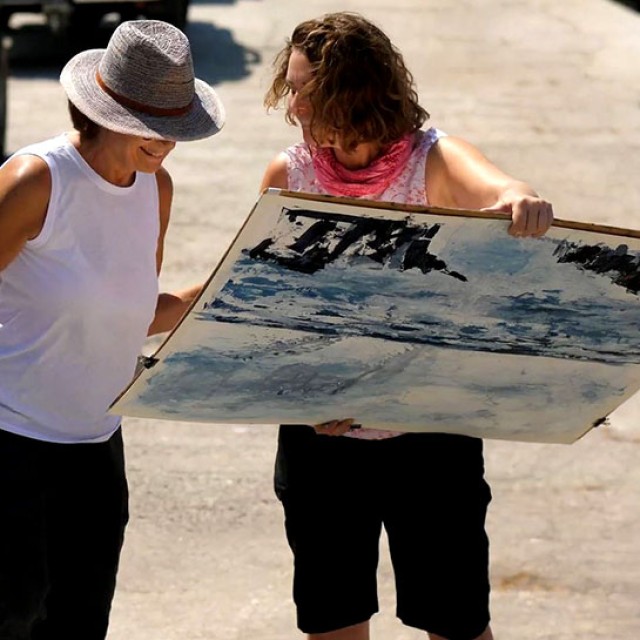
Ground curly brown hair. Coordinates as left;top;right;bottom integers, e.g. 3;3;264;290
264;12;429;152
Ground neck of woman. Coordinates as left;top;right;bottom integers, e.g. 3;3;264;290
332;141;382;170
71;130;136;187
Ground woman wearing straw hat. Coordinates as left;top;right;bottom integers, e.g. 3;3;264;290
0;20;224;639
261;12;553;640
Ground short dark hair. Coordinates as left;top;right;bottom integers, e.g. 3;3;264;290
264;12;429;152
67;101;102;139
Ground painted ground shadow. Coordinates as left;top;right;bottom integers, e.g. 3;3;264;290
111;191;640;443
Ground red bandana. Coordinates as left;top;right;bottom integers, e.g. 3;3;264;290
311;133;415;198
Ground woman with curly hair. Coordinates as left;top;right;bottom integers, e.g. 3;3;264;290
261;12;553;640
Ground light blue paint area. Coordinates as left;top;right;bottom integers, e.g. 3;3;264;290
132;326;630;442
138;333;408;416
434;223;542;276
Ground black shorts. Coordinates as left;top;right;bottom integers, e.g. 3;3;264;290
274;426;492;640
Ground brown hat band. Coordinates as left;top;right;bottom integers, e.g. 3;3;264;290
96;71;194;117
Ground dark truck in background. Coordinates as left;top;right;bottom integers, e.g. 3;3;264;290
0;0;191;35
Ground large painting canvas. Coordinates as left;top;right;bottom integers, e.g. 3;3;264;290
111;190;640;443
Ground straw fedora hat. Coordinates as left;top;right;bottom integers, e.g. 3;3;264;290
60;20;225;141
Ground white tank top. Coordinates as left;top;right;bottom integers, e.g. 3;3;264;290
0;134;160;443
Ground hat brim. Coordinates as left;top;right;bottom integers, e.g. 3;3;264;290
60;50;225;142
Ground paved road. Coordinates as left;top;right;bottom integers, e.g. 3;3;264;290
3;1;640;638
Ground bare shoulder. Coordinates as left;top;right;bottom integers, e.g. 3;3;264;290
260;152;289;191
426;135;486;172
0;154;52;269
425;135;514;209
0;153;51;194
424;136;461;207
0;154;51;234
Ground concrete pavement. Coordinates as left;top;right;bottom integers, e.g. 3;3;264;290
3;0;640;638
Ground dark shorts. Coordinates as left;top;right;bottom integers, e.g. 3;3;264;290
0;427;129;640
274;426;492;640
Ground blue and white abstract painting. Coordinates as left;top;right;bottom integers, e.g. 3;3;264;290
111;191;640;443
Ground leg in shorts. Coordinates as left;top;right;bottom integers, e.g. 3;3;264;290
382;433;492;640
274;426;492;640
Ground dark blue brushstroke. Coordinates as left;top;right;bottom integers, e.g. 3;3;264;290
194;310;637;364
249;208;467;281
555;241;640;294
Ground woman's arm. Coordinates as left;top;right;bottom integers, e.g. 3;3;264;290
148;285;203;336
148;153;290;336
260;153;289;191
425;136;553;237
0;156;51;271
153;166;173;277
147;168;204;336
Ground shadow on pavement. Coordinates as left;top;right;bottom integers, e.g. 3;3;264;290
188;20;261;86
3;15;260;85
611;0;639;9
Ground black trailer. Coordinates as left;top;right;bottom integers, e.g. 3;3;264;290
0;0;190;34
0;0;191;158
